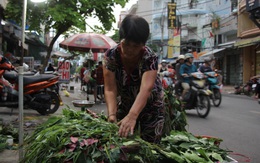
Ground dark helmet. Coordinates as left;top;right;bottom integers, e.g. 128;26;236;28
184;53;194;60
204;57;212;63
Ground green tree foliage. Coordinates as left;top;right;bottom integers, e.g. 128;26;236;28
111;29;120;43
4;0;128;72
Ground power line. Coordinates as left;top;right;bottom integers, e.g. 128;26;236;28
128;0;215;15
137;1;240;50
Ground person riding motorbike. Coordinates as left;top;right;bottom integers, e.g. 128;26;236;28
158;60;171;88
174;54;185;96
199;58;213;73
179;53;197;100
158;59;168;73
250;75;260;103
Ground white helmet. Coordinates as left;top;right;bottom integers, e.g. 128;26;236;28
178;55;185;60
161;59;168;63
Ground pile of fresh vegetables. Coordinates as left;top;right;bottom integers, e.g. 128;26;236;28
163;86;187;135
21;108;231;163
0;120;18;151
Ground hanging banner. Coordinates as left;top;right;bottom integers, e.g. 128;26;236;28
173;28;181;57
167;2;177;29
168;38;174;58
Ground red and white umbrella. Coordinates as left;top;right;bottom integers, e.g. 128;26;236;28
59;33;117;53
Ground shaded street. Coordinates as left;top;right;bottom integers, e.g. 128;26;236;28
186;93;260;163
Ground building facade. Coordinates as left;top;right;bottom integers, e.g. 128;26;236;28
118;0;258;85
235;0;260;84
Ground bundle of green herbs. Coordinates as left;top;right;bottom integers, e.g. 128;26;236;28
163;86;187;135
0;121;19;151
21;108;231;163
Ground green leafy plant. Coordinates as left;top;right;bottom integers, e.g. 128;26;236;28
21;108;231;163
0;122;19;151
163;86;187;136
0;135;8;152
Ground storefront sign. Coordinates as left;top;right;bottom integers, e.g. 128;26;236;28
167;2;177;29
58;61;70;83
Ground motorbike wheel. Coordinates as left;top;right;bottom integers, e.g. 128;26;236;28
212;89;222;107
36;91;60;115
196;94;211;118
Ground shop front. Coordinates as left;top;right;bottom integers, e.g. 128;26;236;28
235;36;260;83
213;48;242;85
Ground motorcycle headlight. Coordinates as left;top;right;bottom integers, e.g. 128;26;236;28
192;80;205;89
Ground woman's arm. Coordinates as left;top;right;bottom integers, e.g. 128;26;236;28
103;66;118;123
118;70;157;137
129;70;157;117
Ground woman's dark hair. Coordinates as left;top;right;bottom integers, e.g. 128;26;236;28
119;14;150;44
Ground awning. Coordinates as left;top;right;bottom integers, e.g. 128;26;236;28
199;48;225;59
234;36;260;48
51;51;72;58
218;41;236;48
40;51;72;58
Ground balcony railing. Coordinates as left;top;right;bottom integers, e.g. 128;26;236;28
237;0;260;38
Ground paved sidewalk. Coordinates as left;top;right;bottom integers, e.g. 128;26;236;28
0;81;107;163
221;85;235;94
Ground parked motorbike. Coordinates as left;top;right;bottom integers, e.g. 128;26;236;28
0;56;61;115
204;71;222;107
234;79;256;96
182;72;211;118
248;75;260;104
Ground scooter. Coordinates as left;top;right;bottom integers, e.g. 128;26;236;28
234;79;255;96
0;56;60;115
204;71;222;107
182;72;211;118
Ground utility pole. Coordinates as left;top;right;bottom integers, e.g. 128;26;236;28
167;0;178;58
160;5;165;60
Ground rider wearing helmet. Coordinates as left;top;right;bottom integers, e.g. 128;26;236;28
175;54;185;96
179;53;197;99
199;57;213;73
158;59;168;73
175;55;185;80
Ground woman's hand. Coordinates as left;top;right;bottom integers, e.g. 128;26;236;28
117;113;137;137
108;114;117;123
182;73;189;77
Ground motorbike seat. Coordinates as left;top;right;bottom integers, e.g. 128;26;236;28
4;71;39;81
3;71;18;81
23;74;57;85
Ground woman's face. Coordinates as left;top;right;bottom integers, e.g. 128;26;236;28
120;39;144;60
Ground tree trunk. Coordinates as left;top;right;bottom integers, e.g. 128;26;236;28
41;26;70;74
